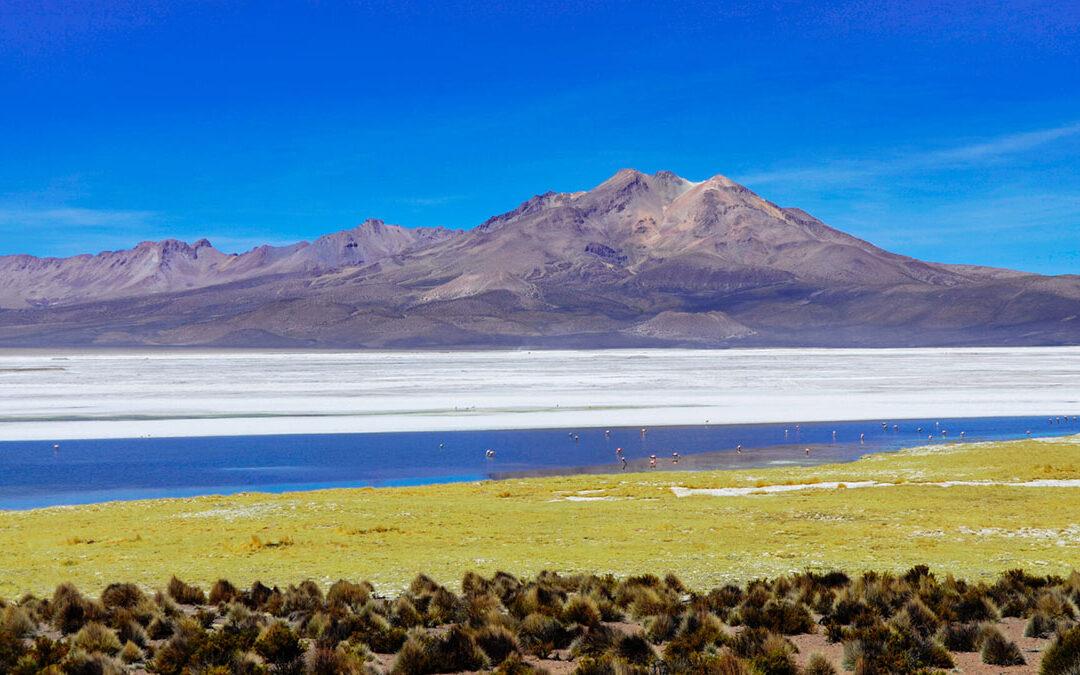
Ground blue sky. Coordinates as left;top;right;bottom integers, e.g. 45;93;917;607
2;1;1078;274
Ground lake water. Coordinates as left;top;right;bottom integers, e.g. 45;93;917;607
0;415;1073;510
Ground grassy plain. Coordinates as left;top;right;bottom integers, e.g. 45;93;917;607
1;435;1078;598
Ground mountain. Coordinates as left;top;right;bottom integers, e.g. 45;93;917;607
0;169;1077;348
0;219;454;309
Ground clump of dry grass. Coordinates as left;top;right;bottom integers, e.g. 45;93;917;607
2;565;1079;673
166;576;206;605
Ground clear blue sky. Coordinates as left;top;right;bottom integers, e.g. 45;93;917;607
2;1;1078;274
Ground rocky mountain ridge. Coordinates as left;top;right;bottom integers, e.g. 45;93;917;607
0;169;1076;348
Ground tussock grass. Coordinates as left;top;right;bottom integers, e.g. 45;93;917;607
3;566;1080;673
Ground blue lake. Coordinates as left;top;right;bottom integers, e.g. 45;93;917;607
0;415;1076;510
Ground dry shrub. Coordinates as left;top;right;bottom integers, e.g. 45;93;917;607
100;583;145;610
569;623;618;659
352;609;407;653
307;640;367;675
208;579;238;605
427;586;459;625
644;613;678;643
408;574;440;597
51;582;100;634
1027;611;1058;638
664;611;727;664
392;596;423;628
254;621;304;665
63;647;125;675
147;615;176;640
464;591;503;627
939;622;979;652
166;577;206;605
804;652;837;675
980;625;1025;666
282;580;323;615
953;589;998;623
0;628;27;673
327;579;371;609
119;640;144;664
518;612;562;658
749;632;799;675
1040;625;1080;674
390;626;487;674
614;633;655;665
73;621;123;655
740;599;813;635
562;594;602;628
475;623;521;664
493;653;551;674
892;598;939;638
2;605;35;637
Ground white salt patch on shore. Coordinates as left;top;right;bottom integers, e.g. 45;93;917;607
555;496;618;502
1;347;1079;441
671;479;1080;498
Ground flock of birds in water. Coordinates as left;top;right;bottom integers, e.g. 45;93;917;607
45;416;1079;472
467;415;1080;470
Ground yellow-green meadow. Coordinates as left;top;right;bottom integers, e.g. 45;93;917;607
2;436;1078;598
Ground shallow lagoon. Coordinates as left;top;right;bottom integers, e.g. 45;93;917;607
0;415;1073;509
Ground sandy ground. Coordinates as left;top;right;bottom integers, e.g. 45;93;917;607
1;347;1079;441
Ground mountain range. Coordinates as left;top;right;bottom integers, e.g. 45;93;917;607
1;169;1077;348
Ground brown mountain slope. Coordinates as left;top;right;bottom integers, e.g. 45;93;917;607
0;169;1076;347
0;219;455;309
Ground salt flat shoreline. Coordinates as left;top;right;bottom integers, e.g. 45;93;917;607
1;346;1078;441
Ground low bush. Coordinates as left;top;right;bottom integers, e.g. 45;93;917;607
740;599;813;635
100;583;145;610
980;625;1025;666
390;626;487;674
474;624;521;664
51;582;100;634
2;605;35;637
119;640;144;664
493;653;550;674
352;609;407;653
562;594;602;628
643;612;677;644
938;621;979;651
63;647;125;675
209;578;238;605
0;628;27;673
72;621;123;655
1027;611;1057;638
614;633;655;665
892;598;939;638
518;612;564;657
327;579;371;609
147;615;176;640
166;576;206;605
393;596;424;628
1039;625;1080;674
254;621;304;665
803;652;837;675
307;640;367;675
569;624;618;660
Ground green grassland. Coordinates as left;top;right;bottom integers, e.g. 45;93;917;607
2;436;1079;598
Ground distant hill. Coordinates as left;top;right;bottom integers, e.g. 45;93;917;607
1;169;1077;347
